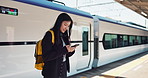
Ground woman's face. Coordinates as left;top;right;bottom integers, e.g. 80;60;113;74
60;21;71;33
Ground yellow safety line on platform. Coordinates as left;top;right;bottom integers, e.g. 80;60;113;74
102;54;148;77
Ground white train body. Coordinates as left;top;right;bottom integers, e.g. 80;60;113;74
93;16;148;67
0;0;148;78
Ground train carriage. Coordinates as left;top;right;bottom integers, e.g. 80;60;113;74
0;0;94;77
93;15;148;67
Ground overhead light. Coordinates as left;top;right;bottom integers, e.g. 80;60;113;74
141;12;147;16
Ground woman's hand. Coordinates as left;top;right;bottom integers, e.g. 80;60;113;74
66;45;76;52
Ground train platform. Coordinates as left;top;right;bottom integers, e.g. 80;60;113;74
68;51;148;78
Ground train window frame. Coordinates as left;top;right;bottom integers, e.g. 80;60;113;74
82;27;89;56
103;33;148;50
103;33;118;49
103;34;112;49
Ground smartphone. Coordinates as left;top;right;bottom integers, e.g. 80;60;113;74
71;44;79;47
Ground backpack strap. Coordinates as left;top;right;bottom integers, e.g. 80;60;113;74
49;30;55;44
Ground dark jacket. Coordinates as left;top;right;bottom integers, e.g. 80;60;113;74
41;31;74;78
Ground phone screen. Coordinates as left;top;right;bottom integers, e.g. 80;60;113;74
71;44;79;47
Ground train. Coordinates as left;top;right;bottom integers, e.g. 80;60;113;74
0;0;148;78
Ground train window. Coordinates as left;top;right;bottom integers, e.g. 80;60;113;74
103;33;148;50
145;36;148;44
123;35;129;46
111;35;118;48
0;6;18;16
103;34;117;49
117;35;123;47
82;27;88;56
129;36;134;46
141;36;147;44
104;34;111;49
147;37;148;44
133;36;138;45
137;36;141;45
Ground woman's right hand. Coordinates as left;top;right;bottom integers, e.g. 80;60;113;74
66;45;76;52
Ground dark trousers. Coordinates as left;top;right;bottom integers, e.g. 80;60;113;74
58;62;67;78
42;60;67;78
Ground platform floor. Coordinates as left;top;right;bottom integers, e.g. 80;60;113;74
68;51;148;78
121;59;148;78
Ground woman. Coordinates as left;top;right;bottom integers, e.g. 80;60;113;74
42;13;76;78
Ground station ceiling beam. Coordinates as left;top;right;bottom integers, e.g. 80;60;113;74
115;0;148;19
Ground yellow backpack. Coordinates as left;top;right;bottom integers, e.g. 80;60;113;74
34;30;55;70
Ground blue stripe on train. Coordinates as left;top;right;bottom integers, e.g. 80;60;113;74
14;0;93;18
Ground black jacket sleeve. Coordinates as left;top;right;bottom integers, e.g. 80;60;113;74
42;31;68;62
67;51;75;57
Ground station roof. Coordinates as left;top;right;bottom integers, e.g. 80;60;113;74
115;0;148;19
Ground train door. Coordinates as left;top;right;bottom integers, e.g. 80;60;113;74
76;23;91;71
